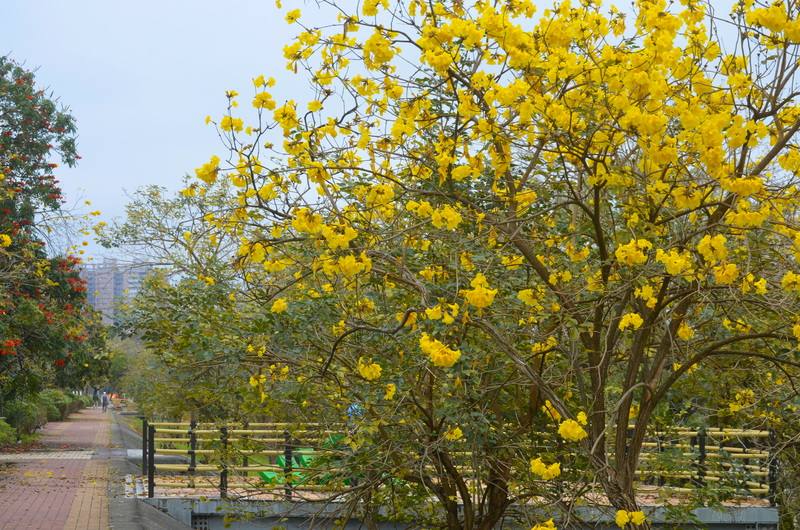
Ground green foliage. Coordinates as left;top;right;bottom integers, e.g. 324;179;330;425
4;398;47;436
0;55;109;406
0;55;77;209
0;419;15;445
39;388;83;421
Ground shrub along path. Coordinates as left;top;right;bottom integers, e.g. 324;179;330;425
0;407;111;529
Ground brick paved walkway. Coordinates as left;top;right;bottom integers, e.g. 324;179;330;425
0;408;111;529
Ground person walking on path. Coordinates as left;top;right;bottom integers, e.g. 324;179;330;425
92;387;100;408
101;391;109;413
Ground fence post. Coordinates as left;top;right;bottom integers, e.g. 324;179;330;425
768;429;778;506
242;420;249;470
147;425;155;498
140;416;147;476
284;430;293;500
220;426;228;499
694;427;706;488
657;432;665;487
189;420;197;488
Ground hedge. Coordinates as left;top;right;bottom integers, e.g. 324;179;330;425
2;389;89;438
0;419;15;446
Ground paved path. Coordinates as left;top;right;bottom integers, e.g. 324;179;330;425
0;408;111;529
0;408;188;530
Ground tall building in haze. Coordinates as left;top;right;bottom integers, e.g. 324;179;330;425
79;259;153;323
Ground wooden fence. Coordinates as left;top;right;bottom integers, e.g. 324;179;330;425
139;419;778;504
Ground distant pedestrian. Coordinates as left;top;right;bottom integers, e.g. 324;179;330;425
101;392;109;413
92;388;100;408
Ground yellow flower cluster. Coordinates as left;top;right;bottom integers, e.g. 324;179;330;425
558;419;588;442
531;336;558;354
291;207;324;234
419;333;461;368
518;286;544;308
741;273;768;295
712;263;739;285
405;200;433;217
362;30;395;69
430;204;462;230
614;239;652;266
270;298;288;313
529;457;561;480
365;183;395;208
655;248;692;276
781;271;800;293
634;284;658;309
195;155;220;185
541;399;561;422
443;426;463;441
615;510;646;528
383;383;396;400
720;176;763;197
677;322;695;341
321;224;358;250
618;312;644;331
696;234;727;263
728;388;754;413
531;519;556;530
746;3;800;39
362;0;388;16
462;273;497;308
0;234;11;247
357;358;382;381
252;91;276;110
220;115;243;132
407;200;462;229
332;252;372;278
425;303;459;324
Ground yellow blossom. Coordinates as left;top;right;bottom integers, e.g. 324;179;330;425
677;322;695;340
541;400;561;422
443;426;463;441
781;271;800;293
430;204;462;230
195;155;220;184
462;273;497;308
530;457;561;480
357;358;382;381
220;115;243;132
284;8;301;23
271;298;288;313
558;419;588;442
419;333;460;368
618;312;644;331
655;248;692;276
713;263;739;285
615;239;652;266
697;234;728;263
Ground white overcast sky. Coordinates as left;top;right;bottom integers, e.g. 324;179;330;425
1;0;302;260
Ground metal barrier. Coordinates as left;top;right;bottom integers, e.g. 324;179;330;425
142;421;348;499
632;427;777;503
139;422;778;503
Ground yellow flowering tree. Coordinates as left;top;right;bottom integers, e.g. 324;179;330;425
130;0;800;526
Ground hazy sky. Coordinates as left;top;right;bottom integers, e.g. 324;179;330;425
2;0;299;260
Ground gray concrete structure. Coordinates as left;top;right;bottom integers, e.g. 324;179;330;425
142;498;779;530
80;259;153;323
